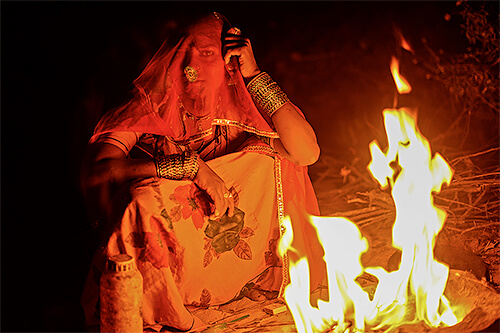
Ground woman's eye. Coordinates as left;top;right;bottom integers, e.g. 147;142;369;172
200;50;214;57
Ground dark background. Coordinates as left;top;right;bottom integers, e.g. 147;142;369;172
2;1;498;332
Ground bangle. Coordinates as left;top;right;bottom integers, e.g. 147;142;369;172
246;72;290;117
184;149;199;181
154;149;199;180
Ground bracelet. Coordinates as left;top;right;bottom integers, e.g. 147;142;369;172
184;149;199;181
154;149;199;181
246;72;290;117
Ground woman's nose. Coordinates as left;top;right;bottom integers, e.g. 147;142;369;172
183;50;194;66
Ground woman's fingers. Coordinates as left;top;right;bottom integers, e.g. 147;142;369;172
224;37;249;48
224;48;242;65
223;35;249;63
223;28;260;76
223;42;247;64
213;188;236;219
213;190;227;218
193;159;235;219
223;189;235;217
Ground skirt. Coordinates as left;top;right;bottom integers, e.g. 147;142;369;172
82;150;289;330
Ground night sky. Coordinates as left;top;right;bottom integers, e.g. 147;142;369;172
2;1;497;332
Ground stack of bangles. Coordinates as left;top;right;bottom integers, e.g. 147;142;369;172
246;72;290;117
154;149;199;181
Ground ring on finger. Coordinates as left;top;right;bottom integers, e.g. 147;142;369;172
223;192;233;199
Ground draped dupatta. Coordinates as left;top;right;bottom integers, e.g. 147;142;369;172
90;13;278;146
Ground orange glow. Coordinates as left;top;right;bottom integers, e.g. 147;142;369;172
400;37;413;53
390;56;412;94
396;28;414;53
280;107;465;332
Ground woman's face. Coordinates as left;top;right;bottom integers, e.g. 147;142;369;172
181;33;225;109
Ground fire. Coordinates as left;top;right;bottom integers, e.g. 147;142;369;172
281;108;463;332
280;53;466;330
390;56;412;94
400;37;413;54
282;216;371;333
367;108;458;329
395;27;414;54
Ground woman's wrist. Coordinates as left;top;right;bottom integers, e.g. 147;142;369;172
246;72;290;117
154;149;199;181
243;70;262;85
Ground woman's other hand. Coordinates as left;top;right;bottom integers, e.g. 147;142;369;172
193;156;235;219
223;28;261;79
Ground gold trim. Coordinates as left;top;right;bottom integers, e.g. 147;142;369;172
165;119;278;146
212;119;279;139
240;146;288;296
241;145;277;157
274;156;289;298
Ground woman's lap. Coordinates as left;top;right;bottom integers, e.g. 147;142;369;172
83;151;283;328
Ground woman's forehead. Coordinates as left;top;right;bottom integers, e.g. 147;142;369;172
192;33;221;48
186;14;221;34
181;14;224;50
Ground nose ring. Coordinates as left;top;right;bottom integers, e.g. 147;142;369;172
184;66;198;83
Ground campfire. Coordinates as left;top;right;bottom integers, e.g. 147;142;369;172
280;106;462;332
278;47;498;332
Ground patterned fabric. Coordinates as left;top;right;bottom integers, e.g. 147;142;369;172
82;147;321;329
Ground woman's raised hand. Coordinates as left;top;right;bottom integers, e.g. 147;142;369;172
193;157;235;219
223;27;261;79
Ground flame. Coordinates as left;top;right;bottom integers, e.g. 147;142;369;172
280;108;464;332
282;216;371;332
395;27;414;54
390;56;412;94
400;37;413;54
367;108;458;329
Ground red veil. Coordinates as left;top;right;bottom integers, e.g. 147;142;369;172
89;12;278;145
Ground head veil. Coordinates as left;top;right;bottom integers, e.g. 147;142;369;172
90;12;277;144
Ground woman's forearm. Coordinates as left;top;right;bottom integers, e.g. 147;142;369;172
270;102;320;166
244;72;320;166
82;142;156;187
86;158;157;187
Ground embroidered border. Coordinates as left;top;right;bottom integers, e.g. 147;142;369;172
212;119;279;139
163;120;278;146
241;145;277;157
274;156;290;298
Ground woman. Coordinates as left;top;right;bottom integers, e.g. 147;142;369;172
81;12;323;331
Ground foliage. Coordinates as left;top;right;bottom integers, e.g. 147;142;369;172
424;1;499;114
